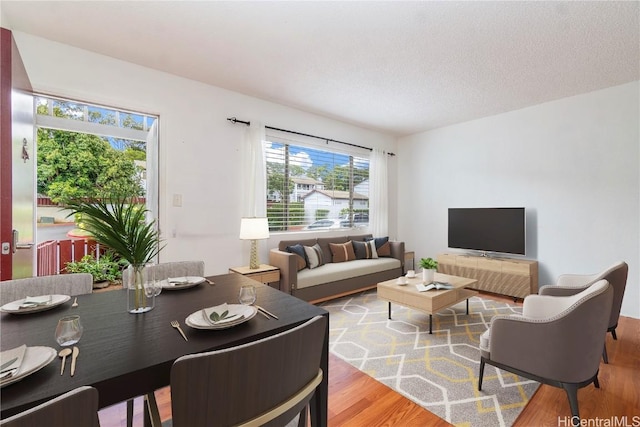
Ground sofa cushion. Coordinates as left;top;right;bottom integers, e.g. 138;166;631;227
304;244;325;269
330;241;356;263
279;238;317;252
366;236;391;257
352;240;378;259
317;236;348;263
285;244;308;271
297;258;401;289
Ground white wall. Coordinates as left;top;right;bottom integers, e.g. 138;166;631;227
13;32;398;276
398;81;640;318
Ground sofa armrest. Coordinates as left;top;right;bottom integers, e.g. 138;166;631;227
269;249;298;295
389;241;405;269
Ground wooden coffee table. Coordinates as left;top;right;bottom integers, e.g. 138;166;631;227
377;272;478;334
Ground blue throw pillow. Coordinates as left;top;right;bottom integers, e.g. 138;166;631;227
286;243;308;271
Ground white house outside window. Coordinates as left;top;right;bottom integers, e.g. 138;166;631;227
264;137;370;232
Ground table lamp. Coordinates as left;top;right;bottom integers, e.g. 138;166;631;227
239;217;270;269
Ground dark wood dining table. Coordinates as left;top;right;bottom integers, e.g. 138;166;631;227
0;273;329;426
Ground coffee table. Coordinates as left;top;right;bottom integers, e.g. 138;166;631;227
377;272;478;334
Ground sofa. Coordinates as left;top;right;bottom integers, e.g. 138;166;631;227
269;234;405;302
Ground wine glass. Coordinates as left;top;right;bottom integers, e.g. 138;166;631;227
55;315;83;346
238;285;257;305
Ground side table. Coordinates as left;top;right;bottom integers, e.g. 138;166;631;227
228;264;280;287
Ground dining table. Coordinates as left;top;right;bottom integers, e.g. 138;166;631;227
0;273;329;426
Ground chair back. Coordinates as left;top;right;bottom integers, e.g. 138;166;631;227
0;386;99;427
170;315;327;427
601;262;628;330
121;261;205;284
0;273;93;306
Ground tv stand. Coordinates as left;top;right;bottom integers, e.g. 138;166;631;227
437;253;538;299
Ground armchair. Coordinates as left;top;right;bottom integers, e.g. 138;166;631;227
539;261;628;363
478;280;613;425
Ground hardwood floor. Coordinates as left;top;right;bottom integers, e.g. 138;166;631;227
98;298;640;427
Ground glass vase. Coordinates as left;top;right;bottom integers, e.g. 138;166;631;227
126;263;155;313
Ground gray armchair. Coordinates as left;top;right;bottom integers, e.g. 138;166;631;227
0;273;93;306
539;261;628;363
478;280;613;425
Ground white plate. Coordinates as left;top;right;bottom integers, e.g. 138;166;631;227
0;346;57;388
161;276;206;290
1;295;71;314
185;304;258;330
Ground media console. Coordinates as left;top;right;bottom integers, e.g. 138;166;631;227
437;253;538;300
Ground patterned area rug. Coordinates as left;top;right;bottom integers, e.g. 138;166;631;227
320;290;540;427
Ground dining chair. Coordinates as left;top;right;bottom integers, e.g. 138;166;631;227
539;261;628;363
0;273;93;306
121;261;205;284
0;385;100;427
479;280;613;425
165;315;327;427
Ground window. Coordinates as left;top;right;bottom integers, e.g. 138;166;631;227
264;137;370;232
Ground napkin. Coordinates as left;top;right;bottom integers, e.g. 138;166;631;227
19;295;52;309
0;344;27;381
202;303;245;325
168;277;193;285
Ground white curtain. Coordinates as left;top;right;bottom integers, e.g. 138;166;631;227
145;120;158;224
241;121;266;217
369;148;388;236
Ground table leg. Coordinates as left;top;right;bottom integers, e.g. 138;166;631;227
429;314;433;334
388;302;391;319
466;299;469;315
144;392;161;427
126;399;133;427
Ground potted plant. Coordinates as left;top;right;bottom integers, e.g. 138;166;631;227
64;196;164;313
419;257;438;284
64;252;126;289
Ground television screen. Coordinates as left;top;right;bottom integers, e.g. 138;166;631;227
448;208;526;255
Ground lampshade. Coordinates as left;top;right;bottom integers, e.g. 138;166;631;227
239;217;270;240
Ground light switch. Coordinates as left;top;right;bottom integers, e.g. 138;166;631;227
172;194;182;207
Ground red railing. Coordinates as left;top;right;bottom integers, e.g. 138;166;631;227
37;239;102;276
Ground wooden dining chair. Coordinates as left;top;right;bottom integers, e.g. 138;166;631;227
0;273;93;306
164;315;327;427
0;386;100;427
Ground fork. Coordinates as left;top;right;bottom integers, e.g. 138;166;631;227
171;320;188;341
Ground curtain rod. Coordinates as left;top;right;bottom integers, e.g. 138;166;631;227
227;117;395;156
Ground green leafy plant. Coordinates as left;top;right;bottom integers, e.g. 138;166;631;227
63;196;163;266
419;257;438;270
65;252;125;284
64;196;164;311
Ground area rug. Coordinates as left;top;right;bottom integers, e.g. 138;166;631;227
320;290;540;427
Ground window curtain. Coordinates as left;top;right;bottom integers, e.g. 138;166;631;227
369;148;388;236
241;121;266;217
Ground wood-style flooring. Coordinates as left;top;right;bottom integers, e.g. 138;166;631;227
98;294;640;426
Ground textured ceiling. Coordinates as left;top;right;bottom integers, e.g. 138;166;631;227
1;1;639;136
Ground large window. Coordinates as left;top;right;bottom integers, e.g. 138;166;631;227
264;137;370;232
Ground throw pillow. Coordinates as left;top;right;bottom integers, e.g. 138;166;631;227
366;236;391;257
285;243;308;271
304;243;325;269
329;241;356;263
352;240;377;259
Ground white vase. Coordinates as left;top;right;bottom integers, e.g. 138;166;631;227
422;269;435;284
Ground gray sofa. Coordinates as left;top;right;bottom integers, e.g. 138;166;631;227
269;234;404;302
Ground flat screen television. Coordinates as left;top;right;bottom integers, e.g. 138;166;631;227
448;207;526;256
